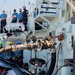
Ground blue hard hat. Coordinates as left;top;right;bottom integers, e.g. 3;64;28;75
16;41;21;45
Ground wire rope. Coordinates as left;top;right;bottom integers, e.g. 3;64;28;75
0;0;7;11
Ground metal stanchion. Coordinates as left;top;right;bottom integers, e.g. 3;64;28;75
73;36;75;75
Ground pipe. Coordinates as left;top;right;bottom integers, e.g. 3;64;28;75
0;38;57;75
73;36;75;75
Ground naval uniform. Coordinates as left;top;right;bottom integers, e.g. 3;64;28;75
0;13;7;33
11;12;18;23
18;12;23;23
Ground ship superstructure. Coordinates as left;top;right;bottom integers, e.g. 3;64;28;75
28;0;75;75
0;0;75;75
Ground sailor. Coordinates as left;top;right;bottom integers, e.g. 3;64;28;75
15;41;23;58
6;41;23;66
15;40;23;67
6;42;13;59
0;10;7;33
6;41;17;62
11;9;18;23
0;41;4;58
34;8;37;17
10;41;23;58
22;6;29;31
34;8;39;17
18;8;23;23
8;42;15;59
0;41;3;49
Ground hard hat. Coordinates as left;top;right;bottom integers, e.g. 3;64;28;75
16;41;21;45
8;42;13;45
0;41;2;45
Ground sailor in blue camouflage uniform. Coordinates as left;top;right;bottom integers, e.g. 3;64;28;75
11;9;18;23
18;8;23;23
0;10;7;33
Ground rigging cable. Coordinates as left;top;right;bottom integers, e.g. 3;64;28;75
0;0;7;11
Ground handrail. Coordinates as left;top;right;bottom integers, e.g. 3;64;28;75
66;0;75;12
56;20;71;28
46;0;60;10
29;0;43;16
29;0;60;17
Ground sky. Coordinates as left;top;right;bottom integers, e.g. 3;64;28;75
0;0;34;15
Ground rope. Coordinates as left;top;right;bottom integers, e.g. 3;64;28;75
0;0;7;11
56;42;62;71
